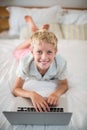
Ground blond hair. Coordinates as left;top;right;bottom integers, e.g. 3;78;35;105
30;29;58;51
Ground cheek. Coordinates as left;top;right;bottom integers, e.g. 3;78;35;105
33;54;39;61
50;56;56;62
50;53;56;59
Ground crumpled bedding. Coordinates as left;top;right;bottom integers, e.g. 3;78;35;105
0;39;87;130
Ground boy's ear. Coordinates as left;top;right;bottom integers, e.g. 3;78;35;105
30;47;33;54
56;48;58;53
55;49;57;54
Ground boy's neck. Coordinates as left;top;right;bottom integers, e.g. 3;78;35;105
37;68;49;77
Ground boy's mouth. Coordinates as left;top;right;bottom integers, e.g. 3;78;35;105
40;60;49;65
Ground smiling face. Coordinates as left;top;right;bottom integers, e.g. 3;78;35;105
31;41;57;75
30;30;58;75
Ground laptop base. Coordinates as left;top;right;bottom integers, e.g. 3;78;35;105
3;111;72;125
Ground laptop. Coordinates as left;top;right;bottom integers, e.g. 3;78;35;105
3;107;72;125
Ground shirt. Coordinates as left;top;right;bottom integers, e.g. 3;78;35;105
16;53;67;81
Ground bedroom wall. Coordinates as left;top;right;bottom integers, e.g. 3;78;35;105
0;0;87;8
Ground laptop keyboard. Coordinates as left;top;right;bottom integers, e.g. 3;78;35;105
17;107;64;112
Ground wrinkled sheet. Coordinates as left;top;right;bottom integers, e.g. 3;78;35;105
0;39;87;130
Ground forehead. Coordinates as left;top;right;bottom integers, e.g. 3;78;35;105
33;41;55;50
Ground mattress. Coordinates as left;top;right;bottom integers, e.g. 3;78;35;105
0;39;87;130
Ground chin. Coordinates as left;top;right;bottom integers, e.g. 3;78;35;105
40;66;49;70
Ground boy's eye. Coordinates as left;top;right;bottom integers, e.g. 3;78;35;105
36;50;53;55
47;51;52;54
37;51;42;54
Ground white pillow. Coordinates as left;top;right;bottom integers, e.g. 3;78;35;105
7;6;62;36
61;24;87;40
62;10;87;24
20;23;63;40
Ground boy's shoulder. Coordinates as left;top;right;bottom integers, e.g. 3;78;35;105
20;53;33;65
55;54;66;62
55;54;67;67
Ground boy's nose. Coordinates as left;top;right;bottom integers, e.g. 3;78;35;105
41;53;47;60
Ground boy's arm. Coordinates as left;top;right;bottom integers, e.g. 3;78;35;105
12;77;32;98
47;79;68;106
13;77;49;112
55;79;68;97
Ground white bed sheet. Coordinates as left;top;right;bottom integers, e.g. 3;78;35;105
0;31;19;39
0;39;87;130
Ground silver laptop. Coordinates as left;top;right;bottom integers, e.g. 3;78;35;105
3;107;72;125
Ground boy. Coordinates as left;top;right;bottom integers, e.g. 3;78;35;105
13;29;68;112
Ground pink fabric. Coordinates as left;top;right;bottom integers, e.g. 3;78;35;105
13;48;30;60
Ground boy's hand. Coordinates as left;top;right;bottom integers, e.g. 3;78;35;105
47;92;59;106
30;91;50;112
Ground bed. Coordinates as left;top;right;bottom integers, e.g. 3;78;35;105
0;5;87;130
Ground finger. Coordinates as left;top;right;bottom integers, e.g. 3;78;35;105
37;101;49;112
47;98;51;104
32;102;39;112
36;103;43;112
39;104;47;112
32;101;42;112
52;100;58;106
42;102;50;112
47;98;53;105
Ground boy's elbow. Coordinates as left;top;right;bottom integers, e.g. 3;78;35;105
66;85;68;92
65;82;69;92
12;88;18;97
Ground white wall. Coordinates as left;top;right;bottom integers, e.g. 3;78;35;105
0;0;87;8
